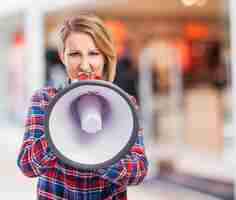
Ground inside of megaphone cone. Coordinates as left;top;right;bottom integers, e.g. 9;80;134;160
70;90;110;134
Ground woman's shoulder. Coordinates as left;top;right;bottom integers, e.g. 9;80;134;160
31;86;59;103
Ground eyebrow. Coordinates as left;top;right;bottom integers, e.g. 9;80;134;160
68;48;99;52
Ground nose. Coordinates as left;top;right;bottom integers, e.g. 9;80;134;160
79;58;92;73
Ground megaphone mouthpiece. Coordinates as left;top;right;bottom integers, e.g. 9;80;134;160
76;93;103;134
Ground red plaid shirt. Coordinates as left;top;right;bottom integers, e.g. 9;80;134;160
17;86;148;200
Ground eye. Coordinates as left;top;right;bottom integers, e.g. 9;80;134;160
89;51;100;56
68;52;81;57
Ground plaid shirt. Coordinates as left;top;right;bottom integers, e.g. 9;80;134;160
17;86;148;200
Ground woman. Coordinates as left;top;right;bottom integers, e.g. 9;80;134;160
17;13;148;200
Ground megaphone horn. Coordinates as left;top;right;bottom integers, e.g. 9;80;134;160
45;80;139;170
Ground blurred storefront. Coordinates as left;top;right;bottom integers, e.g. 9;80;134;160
0;0;234;197
0;14;27;122
42;0;233;182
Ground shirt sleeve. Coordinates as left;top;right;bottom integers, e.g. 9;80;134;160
96;96;149;186
17;89;57;177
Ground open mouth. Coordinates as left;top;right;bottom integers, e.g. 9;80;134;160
76;72;102;80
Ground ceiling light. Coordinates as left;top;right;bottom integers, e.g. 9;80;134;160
181;0;207;7
196;0;207;7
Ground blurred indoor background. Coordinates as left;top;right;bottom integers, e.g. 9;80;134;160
0;0;234;199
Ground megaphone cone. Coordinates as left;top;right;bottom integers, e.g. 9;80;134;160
45;80;139;170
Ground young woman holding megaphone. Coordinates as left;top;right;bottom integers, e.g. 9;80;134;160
17;12;148;200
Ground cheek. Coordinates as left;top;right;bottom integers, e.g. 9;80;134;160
90;57;105;71
66;57;78;67
66;62;78;78
65;58;78;71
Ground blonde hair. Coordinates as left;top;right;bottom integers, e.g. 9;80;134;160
57;13;117;82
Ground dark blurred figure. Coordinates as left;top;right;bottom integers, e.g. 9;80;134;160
207;41;228;90
45;48;67;88
114;44;140;101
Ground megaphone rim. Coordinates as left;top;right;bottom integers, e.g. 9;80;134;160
44;80;139;170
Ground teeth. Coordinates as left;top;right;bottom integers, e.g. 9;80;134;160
71;71;102;82
78;72;92;75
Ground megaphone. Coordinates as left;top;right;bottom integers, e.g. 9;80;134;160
45;80;139;170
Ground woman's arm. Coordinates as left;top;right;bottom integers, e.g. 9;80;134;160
17;89;57;177
96;96;149;186
97;128;148;186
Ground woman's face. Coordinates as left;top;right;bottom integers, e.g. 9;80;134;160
60;32;105;81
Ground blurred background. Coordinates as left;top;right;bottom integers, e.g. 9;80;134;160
0;0;235;199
